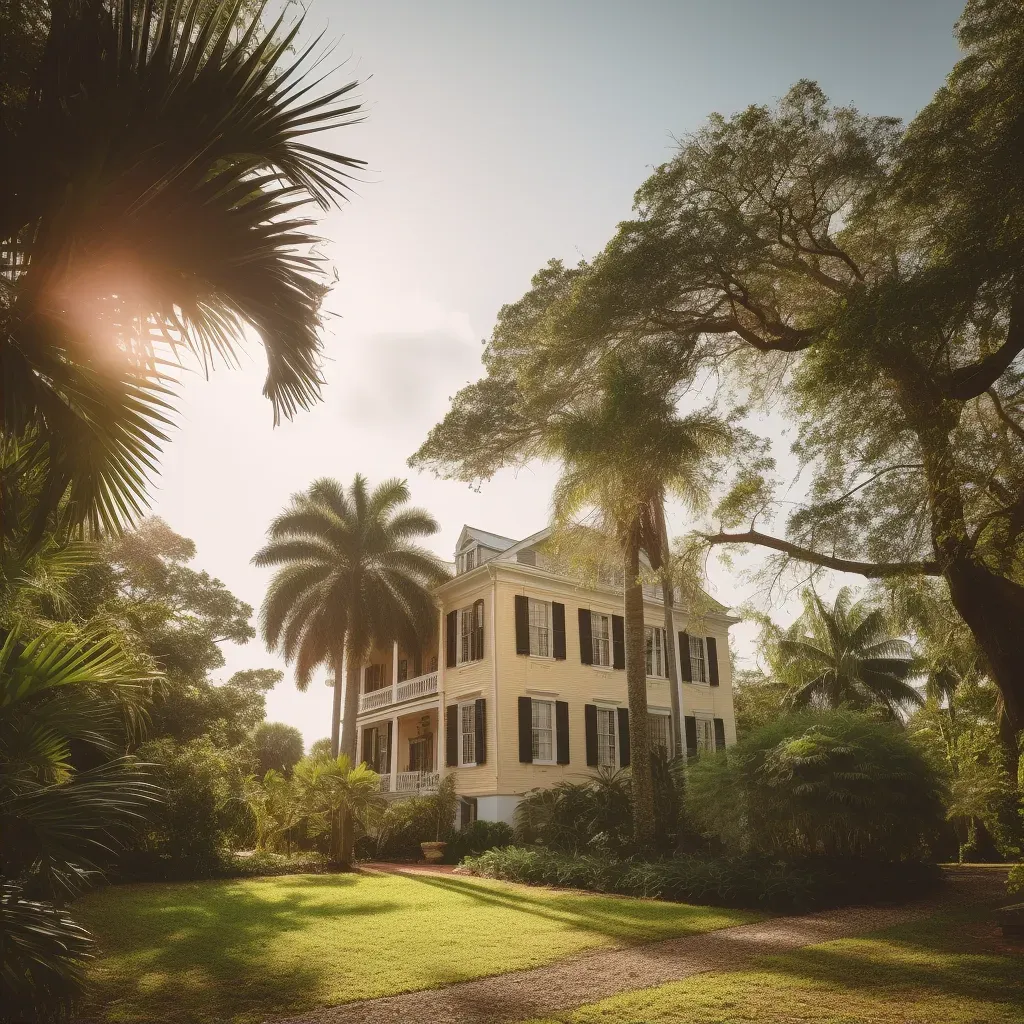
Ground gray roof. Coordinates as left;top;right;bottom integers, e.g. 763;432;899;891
458;525;518;552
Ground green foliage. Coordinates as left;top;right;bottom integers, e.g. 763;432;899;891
360;774;459;859
253;722;304;777
1;0;364;545
0;624;159;1019
462;847;941;912
686;711;946;861
443;820;515;864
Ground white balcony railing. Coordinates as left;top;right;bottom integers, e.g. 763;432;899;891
394;771;439;795
359;670;439;714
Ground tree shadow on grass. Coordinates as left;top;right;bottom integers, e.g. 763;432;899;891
747;911;1024;1012
77;874;399;1024
403;873;747;945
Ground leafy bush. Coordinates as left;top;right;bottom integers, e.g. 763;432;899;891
514;757;689;857
444;819;515;863
358;775;459;860
461;846;942;912
119;737;252;880
687;710;946;861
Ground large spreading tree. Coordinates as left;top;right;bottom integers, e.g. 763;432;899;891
414;0;1024;735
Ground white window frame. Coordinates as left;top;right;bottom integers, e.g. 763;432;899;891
648;711;672;756
645;625;667;679
459;700;477;766
689;634;709;684
695;714;715;753
596;706;617;767
528;598;552;658
591;611;612;668
531;698;556;764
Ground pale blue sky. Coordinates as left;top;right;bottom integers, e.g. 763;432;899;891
153;0;966;743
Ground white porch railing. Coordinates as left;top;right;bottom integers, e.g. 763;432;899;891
393;771;440;795
359;670;439;714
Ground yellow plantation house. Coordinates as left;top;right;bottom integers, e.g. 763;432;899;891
355;525;740;825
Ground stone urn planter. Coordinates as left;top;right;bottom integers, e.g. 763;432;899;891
420;841;447;864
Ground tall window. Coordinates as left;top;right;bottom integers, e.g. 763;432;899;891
689;635;708;683
460;701;477;765
696;716;715;752
364;664;385;691
528;598;552;657
531;699;555;763
648;713;672;755
596;707;617;767
645;626;667;678
591;612;611;667
458;602;484;664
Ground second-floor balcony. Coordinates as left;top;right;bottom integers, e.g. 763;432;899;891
359;670;439;714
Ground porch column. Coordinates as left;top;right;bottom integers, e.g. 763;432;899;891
392;640;399;695
390;714;400;777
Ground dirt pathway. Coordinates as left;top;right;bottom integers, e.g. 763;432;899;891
273;867;1007;1024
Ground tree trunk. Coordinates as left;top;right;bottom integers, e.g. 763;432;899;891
330;649;344;759
624;533;656;848
331;647;362;871
656;500;682;757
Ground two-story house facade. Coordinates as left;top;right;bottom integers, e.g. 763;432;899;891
353;525;739;825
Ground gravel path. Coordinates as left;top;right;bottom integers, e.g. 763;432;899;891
272;867;1007;1024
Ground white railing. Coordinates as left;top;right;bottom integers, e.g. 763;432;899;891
394;771;439;795
378;774;392;793
360;687;393;713
359;670;439;714
396;671;438;703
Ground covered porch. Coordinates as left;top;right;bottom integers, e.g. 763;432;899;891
358;635;440;714
361;706;440;797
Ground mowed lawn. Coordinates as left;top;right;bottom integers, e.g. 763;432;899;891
75;870;758;1024
529;906;1024;1024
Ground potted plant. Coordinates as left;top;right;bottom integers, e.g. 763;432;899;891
420;774;457;863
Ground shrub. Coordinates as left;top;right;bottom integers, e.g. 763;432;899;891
686;710;946;861
445;820;515;863
461;846;942;912
358;775;459;860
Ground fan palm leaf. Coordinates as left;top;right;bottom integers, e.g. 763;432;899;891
1;0;364;544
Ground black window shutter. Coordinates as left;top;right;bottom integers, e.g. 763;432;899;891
446;610;458;668
584;704;598;766
518;696;533;762
552;602;566;660
714;717;726;750
612;615;625;669
446;703;459;766
684;715;697;758
679;632;693;681
617;707;630;767
707;637;720;686
514;595;530;655
475;698;487;763
578;609;593;664
386;721;393;770
555;700;570;763
474;599;485;661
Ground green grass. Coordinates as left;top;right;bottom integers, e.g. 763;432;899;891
75;871;757;1024
529;907;1024;1024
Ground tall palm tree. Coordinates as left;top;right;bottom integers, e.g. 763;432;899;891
779;589;922;716
547;359;731;845
1;0;363;548
253;475;449;865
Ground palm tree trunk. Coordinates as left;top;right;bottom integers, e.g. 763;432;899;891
655;497;682;757
335;645;362;869
624;531;656;847
330;649;344;759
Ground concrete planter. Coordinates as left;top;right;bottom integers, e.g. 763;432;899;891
420;841;447;864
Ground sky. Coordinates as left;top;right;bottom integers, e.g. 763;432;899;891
151;0;967;746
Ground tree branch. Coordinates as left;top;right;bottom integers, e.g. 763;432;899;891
701;528;941;578
945;290;1024;400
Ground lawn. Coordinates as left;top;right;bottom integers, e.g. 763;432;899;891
75;870;757;1024
528;906;1024;1024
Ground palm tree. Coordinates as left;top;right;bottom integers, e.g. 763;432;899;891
1;0;363;548
253;475;449;866
547;359;731;845
779;589;922;716
0;624;158;1020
